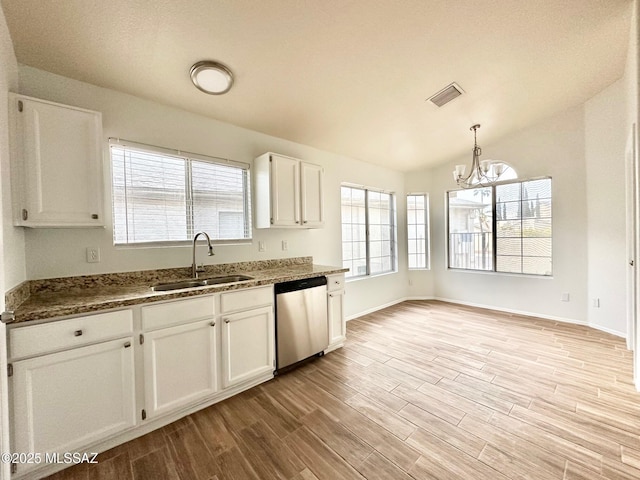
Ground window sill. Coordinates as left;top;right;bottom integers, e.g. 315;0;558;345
115;239;253;249
446;268;553;279
345;270;398;283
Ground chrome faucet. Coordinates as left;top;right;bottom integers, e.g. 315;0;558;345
192;231;214;278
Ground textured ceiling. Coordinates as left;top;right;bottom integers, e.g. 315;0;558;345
1;0;632;171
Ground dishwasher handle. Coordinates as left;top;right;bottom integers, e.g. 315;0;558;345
274;276;327;294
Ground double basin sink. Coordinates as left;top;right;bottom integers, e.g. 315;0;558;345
151;275;254;292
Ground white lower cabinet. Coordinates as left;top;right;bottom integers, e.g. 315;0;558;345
143;319;217;419
326;273;346;352
8;285;277;477
221;305;274;388
11;338;136;474
327;290;345;348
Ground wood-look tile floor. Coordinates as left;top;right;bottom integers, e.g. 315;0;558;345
45;300;640;480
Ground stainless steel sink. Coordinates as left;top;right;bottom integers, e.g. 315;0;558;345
151;279;207;291
151;275;253;291
202;275;253;285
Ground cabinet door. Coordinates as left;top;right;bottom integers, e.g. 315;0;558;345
12;95;104;227
270;154;300;226
221;306;274;388
300;162;324;227
11;338;135;473
143;319;217;419
327;290;346;350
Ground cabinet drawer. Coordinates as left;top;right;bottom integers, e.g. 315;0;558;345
326;274;345;292
220;286;273;313
142;295;215;331
9;309;133;359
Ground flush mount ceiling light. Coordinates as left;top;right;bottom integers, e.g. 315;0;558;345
453;124;509;188
190;61;234;95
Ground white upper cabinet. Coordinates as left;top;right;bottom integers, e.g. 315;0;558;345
9;94;105;227
255;152;324;228
300;161;324;227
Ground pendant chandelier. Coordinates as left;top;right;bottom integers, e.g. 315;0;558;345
453;124;507;188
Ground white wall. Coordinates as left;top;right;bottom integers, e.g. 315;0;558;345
407;106;590;324
0;6;22;292
585;79;628;336
16;66;407;319
624;0;640;389
0;4;18;477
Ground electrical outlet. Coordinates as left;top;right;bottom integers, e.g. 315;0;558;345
593;298;600;308
282;240;288;251
86;247;101;263
258;241;266;252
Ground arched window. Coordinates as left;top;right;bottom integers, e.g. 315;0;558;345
469;161;517;186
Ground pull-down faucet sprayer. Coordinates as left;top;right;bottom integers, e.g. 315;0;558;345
192;231;214;278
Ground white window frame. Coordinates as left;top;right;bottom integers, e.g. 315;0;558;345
109;138;252;246
341;184;397;279
407;193;430;270
446;176;552;276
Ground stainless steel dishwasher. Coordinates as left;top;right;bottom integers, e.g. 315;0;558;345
275;276;328;371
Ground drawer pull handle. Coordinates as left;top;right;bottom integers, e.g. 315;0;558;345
74;330;83;337
124;342;131;348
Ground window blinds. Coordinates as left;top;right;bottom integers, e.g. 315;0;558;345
110;140;251;245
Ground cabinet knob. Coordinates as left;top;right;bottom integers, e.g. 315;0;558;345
91;214;99;220
74;329;83;337
303;220;308;224
224;318;230;324
210;321;216;327
296;221;300;224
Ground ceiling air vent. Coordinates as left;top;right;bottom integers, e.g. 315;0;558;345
427;82;464;107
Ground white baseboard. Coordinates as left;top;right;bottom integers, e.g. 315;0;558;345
433;296;589;326
347;295;627;339
433;296;626;339
587;323;627;338
346;296;435;321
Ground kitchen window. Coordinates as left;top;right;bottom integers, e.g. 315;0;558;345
110;139;251;245
407;193;430;269
447;177;552;276
341;185;397;279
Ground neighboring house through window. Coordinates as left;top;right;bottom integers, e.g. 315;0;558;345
110;140;251;245
407;193;430;269
341;185;397;279
448;176;552;276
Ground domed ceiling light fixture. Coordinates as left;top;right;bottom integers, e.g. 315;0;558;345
453;124;508;188
190;60;234;95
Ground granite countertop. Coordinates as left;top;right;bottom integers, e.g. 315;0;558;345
6;257;348;324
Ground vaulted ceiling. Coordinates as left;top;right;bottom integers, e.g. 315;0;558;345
1;0;632;171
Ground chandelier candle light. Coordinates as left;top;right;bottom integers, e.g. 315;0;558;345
453;124;506;188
